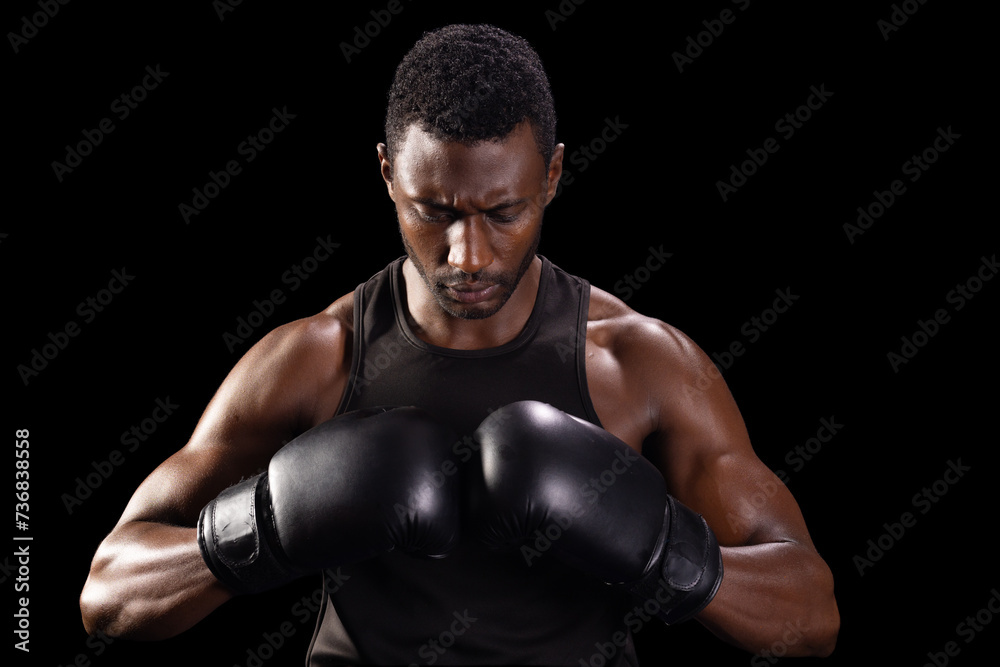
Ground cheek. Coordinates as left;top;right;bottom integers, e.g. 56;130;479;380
485;219;542;264
507;220;542;251
400;217;448;258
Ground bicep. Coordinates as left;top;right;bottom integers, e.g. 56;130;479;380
669;446;815;549
642;329;815;548
116;318;344;528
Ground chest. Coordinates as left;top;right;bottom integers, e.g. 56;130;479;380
583;332;653;452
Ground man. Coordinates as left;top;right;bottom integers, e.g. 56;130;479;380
80;24;839;665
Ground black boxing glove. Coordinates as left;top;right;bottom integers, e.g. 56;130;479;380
198;406;460;594
474;401;723;625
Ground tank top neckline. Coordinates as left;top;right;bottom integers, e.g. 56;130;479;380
388;255;551;359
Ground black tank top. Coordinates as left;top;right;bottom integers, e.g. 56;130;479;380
307;256;639;666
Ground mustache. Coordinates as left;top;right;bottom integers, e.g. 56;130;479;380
437;269;515;288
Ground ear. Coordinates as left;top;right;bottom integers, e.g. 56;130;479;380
377;143;395;201
542;143;565;207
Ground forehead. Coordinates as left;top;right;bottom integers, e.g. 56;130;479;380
392;122;547;203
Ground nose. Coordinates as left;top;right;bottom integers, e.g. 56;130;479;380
447;216;494;276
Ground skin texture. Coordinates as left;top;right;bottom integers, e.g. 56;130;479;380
80;121;839;657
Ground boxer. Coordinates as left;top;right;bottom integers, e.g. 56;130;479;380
81;24;839;664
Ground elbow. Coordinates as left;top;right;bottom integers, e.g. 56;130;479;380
803;610;839;658
80;541;110;636
800;558;840;657
755;555;840;659
79;575;114;637
814;599;840;657
80;565;133;640
79;541;133;639
80;574;158;641
755;607;838;660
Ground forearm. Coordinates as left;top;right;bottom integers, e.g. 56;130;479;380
80;521;232;640
695;541;839;657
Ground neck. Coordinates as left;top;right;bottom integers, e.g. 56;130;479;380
402;256;542;350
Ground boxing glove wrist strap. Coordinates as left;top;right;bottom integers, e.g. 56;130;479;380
627;496;724;625
197;473;297;595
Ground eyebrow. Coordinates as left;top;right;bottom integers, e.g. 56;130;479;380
411;197;529;213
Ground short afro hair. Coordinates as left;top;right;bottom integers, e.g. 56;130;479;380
384;24;557;169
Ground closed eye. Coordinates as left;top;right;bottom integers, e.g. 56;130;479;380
419;211;453;223
411;198;527;224
486;211;521;223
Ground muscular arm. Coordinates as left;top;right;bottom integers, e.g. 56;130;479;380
649;325;838;656
79;306;352;639
588;299;839;656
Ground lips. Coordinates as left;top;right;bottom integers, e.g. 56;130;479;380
444;283;500;304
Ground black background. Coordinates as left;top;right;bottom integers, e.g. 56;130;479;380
6;1;995;665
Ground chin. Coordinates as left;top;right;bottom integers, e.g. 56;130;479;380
435;290;514;320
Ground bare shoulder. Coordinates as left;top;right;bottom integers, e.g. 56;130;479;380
585;285;717;447
211;290;357;434
587;285;709;390
116;291;356;526
587;286;816;551
588;285;763;509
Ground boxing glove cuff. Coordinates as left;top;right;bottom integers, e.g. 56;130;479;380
627;496;724;625
197;473;297;594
